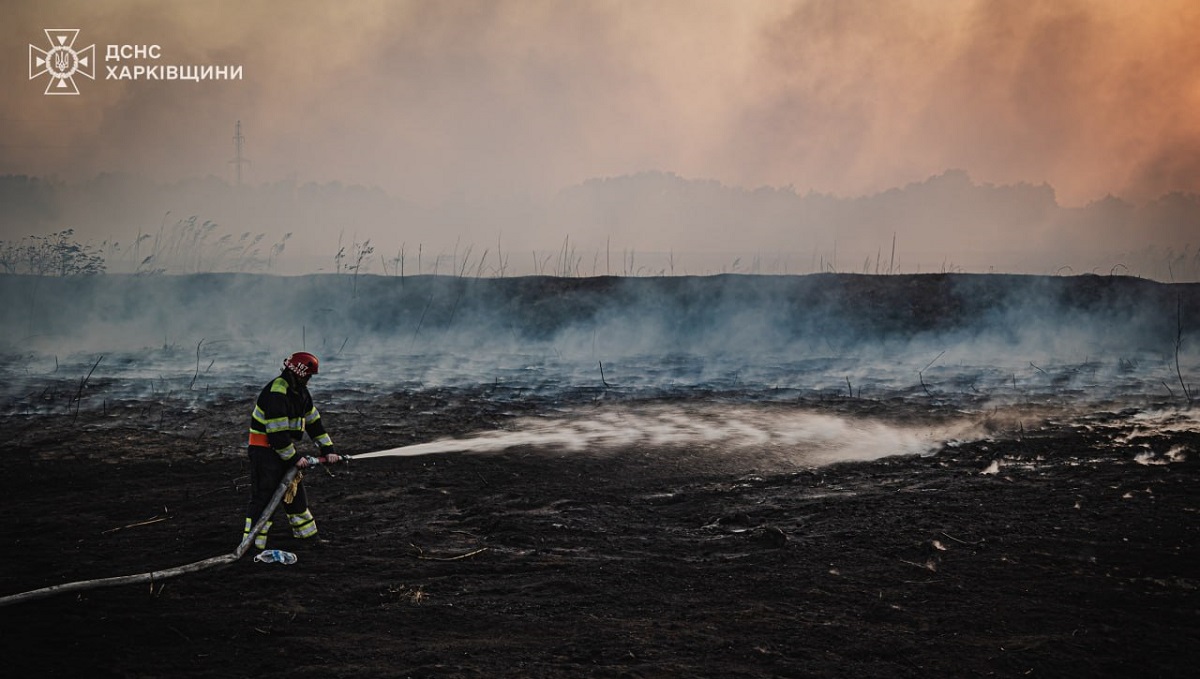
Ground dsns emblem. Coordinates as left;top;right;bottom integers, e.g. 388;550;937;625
30;29;95;95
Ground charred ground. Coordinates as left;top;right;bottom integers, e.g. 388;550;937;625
1;273;1198;678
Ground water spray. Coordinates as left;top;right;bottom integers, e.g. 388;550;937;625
348;405;970;467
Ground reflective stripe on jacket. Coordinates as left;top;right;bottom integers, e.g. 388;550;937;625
247;375;332;460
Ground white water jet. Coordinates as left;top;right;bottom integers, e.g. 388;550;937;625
352;404;979;467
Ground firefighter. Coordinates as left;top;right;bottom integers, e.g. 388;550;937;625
242;351;340;550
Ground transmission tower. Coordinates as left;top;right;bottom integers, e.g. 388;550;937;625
230;120;249;185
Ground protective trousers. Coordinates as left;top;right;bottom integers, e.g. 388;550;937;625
244;445;318;549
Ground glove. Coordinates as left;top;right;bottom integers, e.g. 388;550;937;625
296;455;316;468
324;452;342;464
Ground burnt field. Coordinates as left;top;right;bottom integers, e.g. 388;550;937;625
0;272;1198;678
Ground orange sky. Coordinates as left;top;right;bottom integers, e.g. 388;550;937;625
4;0;1199;207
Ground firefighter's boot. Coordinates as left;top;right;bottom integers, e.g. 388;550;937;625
243;518;271;549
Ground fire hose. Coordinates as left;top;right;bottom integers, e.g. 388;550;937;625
0;455;346;608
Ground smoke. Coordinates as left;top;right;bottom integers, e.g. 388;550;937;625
736;0;1200;205
4;3;1200;283
1;273;1195;416
5;0;1199;209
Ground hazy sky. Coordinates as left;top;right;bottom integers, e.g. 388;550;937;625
5;0;1199;208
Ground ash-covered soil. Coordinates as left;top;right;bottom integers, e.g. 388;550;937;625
1;389;1197;679
2;272;1198;677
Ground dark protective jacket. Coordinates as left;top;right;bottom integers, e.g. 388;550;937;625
247;373;333;461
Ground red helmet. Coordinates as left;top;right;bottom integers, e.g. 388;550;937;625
283;351;319;377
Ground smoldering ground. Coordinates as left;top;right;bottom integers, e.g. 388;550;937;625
2;272;1199;678
1;272;1196;410
1;272;1196;474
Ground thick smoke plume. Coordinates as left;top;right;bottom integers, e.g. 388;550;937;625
1;273;1195;409
3;1;1199;278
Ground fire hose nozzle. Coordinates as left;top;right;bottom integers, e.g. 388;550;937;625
301;455;351;467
